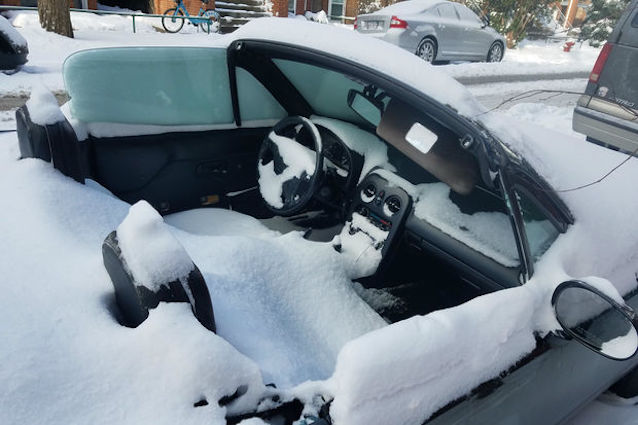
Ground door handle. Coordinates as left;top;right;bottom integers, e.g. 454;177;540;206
197;160;228;176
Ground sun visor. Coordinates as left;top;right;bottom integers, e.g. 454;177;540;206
377;99;479;195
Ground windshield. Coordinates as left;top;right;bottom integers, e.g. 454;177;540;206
273;59;368;125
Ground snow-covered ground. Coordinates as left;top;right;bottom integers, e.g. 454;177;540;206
1;10;637;425
440;38;600;79
0;10;600;97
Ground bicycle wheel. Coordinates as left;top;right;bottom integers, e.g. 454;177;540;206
162;8;185;33
202;9;221;34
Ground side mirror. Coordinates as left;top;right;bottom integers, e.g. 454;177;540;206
347;89;384;126
552;280;638;360
480;14;490;28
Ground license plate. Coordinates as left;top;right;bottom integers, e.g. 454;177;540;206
364;20;382;30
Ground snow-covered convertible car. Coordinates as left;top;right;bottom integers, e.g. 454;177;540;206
14;18;638;425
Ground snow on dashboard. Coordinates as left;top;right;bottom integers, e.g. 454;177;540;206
116;200;195;291
414;183;519;267
311;115;394;180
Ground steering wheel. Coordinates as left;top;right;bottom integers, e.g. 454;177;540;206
257;116;324;216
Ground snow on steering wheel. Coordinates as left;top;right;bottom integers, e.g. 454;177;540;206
257;116;324;216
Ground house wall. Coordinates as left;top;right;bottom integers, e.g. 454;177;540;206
292;0;355;21
152;0;208;14
271;0;287;17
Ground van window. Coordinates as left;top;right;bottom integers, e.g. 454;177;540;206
632;10;638;27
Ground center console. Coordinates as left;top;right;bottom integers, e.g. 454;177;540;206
336;172;412;280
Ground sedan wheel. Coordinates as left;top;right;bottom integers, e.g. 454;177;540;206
417;39;436;63
487;42;504;62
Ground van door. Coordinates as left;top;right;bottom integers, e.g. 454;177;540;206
596;3;638;111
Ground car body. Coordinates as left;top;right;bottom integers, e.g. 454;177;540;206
573;0;638;155
10;18;638;425
354;0;505;63
0;15;28;70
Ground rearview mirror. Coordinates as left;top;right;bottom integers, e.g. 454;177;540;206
552;280;638;360
347;89;383;126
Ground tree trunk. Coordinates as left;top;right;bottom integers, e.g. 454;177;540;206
38;0;74;38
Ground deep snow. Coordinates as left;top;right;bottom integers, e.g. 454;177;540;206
0;10;636;425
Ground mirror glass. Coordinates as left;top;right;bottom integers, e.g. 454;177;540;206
349;91;382;126
554;285;638;360
405;122;438;154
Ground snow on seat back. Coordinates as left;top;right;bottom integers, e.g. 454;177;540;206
63;47;234;126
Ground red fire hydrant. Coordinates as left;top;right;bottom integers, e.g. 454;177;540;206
563;41;576;52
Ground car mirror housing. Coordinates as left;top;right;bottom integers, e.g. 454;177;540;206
552;280;638;360
347;89;383;126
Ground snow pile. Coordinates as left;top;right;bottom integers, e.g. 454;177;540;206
0;15;27;49
440;39;601;79
329;286;537;425
0;140;267;425
304;10;329;24
116;200;195;291
166;220;386;386
258;131;317;208
25;85;65;125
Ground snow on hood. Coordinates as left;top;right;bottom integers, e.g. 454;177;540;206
230;18;484;118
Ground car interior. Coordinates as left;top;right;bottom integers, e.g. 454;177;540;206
18;44;530;324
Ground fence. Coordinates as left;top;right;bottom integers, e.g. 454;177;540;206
0;5;213;33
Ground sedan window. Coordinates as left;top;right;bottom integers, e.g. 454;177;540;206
436;3;459;20
455;4;482;24
515;190;560;262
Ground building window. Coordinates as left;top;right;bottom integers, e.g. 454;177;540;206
329;0;344;19
288;0;295;14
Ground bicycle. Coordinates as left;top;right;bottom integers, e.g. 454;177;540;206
161;0;221;34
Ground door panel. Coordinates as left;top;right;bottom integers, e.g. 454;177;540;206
434;3;464;58
89;127;272;217
426;294;638;425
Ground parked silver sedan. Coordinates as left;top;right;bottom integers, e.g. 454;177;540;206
355;0;505;63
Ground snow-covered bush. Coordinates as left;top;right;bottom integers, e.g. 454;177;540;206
579;0;630;47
